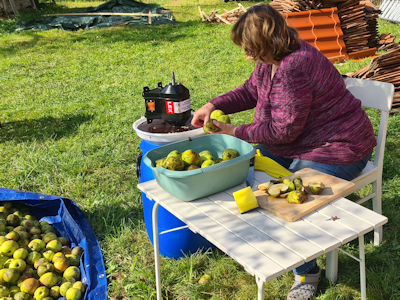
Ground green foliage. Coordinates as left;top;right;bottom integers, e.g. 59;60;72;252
1;1;400;299
378;19;400;42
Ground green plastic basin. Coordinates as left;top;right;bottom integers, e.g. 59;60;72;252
142;134;256;201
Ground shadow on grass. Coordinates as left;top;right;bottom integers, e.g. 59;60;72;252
382;138;400;181
84;193;144;240
1;0;203;55
0;30;42;56
0;4;90;55
75;20;199;43
0;2;84;31
0;113;93;143
316;219;400;299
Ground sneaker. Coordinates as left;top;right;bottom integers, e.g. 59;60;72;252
287;268;321;300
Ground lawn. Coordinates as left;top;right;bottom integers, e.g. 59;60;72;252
1;0;400;299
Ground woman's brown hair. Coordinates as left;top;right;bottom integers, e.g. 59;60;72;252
231;4;301;62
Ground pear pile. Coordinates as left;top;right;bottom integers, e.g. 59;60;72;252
155;148;240;171
0;201;85;300
258;176;325;204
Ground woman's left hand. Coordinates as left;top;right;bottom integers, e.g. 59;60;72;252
211;120;238;136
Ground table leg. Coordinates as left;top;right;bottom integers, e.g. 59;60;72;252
326;249;338;284
255;276;264;300
359;235;366;300
152;202;161;300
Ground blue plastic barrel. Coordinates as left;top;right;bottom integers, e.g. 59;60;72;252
138;139;214;259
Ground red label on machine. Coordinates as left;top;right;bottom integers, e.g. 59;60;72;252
165;101;175;114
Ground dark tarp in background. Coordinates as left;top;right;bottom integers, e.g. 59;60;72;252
15;0;176;31
0;188;107;300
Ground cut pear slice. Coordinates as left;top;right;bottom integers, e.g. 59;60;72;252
279;192;289;198
267;183;289;197
306;182;325;195
257;182;272;191
287;190;307;204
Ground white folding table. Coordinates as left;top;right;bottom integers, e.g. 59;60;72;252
137;171;388;300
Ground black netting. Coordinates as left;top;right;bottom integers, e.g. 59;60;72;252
15;0;175;31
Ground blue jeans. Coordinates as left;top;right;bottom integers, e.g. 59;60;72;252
255;144;371;275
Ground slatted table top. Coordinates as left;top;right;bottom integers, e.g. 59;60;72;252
138;171;388;283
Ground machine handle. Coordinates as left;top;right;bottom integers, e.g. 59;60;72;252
136;151;142;179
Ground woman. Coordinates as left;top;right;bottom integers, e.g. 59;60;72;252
192;4;376;300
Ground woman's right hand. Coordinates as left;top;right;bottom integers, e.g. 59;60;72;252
191;102;216;128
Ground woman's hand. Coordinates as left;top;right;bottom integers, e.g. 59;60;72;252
191;102;215;128
192;102;237;136
211;120;237;137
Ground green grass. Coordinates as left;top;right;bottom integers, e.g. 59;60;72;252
1;1;400;299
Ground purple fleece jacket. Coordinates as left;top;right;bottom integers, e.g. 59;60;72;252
210;40;376;164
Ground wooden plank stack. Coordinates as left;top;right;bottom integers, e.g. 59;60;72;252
377;33;399;51
270;0;350;13
198;4;247;24
270;0;301;13
270;0;326;13
337;0;370;53
349;47;400;113
363;1;380;49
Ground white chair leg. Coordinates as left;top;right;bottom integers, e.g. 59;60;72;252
372;180;383;246
326;249;338;284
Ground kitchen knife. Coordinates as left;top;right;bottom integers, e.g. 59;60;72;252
246;157;255;187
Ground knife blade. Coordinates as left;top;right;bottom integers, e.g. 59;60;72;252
246;157;255;187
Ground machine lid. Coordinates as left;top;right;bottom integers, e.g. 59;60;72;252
161;72;190;98
161;83;189;96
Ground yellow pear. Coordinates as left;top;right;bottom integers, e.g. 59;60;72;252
14;291;31;300
39;272;59;288
63;266;80;282
13;248;28;260
20;278;40;295
59;282;73;297
0;268;6;284
9;258;26;272
54;257;70;273
65;287;82;300
46;239;62;253
0;285;8;297
51;252;65;263
28;239;45;252
49;285;60;298
72;281;86;293
3;268;20;284
33;286;49;300
0;240;18;256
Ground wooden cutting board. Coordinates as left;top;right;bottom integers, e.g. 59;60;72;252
254;168;355;222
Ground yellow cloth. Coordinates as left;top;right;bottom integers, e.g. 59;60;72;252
254;149;293;178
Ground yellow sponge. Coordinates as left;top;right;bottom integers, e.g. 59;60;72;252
233;186;259;214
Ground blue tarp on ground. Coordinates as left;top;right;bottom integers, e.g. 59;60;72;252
0;188;107;300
